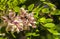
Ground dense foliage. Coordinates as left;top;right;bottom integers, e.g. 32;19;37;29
0;0;60;39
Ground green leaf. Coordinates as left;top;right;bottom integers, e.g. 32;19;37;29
40;0;45;1
43;2;56;10
46;18;53;23
44;23;55;28
0;37;7;39
13;7;20;12
42;8;50;13
26;33;32;36
33;5;40;18
26;33;39;36
43;2;55;8
39;18;53;23
47;29;58;35
12;0;18;6
47;34;53;39
33;5;43;13
51;10;60;15
20;0;26;3
39;17;46;23
33;5;40;12
55;37;59;39
1;0;4;2
28;4;34;11
0;37;3;39
27;37;30;39
32;33;39;36
21;5;26;8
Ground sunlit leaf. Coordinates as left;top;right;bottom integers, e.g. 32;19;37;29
44;23;55;28
42;8;50;13
28;4;34;11
51;10;60;15
40;0;45;1
1;0;4;2
43;2;56;10
0;37;3;39
46;18;53;23
13;7;20;12
26;33;39;36
21;5;26;8
0;37;7;39
48;29;58;35
33;5;43;13
39;17;46;23
20;0;26;3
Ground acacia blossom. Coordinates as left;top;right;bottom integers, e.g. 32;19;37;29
2;8;36;33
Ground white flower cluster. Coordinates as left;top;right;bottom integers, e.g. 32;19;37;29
2;8;36;33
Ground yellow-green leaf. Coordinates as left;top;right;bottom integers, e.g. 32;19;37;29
42;8;50;13
28;4;34;11
13;7;20;12
44;23;55;28
48;29;58;35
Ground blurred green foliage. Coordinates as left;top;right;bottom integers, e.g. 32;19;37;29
0;0;60;39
